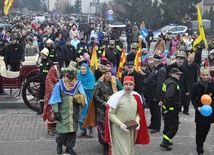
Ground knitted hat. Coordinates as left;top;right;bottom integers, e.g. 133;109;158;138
123;76;135;86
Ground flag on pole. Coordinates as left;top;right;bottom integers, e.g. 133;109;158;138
3;0;14;16
101;47;106;59
90;45;98;73
116;48;126;82
134;47;142;72
192;5;208;52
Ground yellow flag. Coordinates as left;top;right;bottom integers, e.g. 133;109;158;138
192;5;208;52
4;0;14;16
90;46;98;73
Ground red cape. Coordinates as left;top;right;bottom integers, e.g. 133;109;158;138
104;94;150;145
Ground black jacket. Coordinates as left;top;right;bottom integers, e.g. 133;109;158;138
161;76;181;111
6;43;23;64
62;44;76;62
191;79;214;125
183;60;199;90
145;63;167;101
167;63;190;93
105;47;120;67
126;52;136;62
40;58;53;84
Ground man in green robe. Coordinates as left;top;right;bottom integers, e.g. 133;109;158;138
49;67;86;155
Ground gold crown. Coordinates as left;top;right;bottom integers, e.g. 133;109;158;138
188;52;195;58
68;61;77;68
76;56;85;63
200;67;210;75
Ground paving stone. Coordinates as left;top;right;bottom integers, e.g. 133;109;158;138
0;107;214;155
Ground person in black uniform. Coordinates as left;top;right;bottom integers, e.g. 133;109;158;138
191;67;214;155
145;53;167;133
121;61;144;95
115;36;123;55
105;40;120;72
126;43;138;62
45;39;60;64
37;47;54;115
159;68;182;151
167;50;189;113
5;37;23;71
62;38;76;67
76;37;89;57
88;37;101;58
99;35;109;54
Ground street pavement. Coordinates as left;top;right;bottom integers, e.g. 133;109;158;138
0;99;214;155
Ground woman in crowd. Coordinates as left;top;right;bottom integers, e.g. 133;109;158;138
94;68;123;155
77;63;96;137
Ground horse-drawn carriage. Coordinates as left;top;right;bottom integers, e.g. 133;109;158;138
0;55;40;111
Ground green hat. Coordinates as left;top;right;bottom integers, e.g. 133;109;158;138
131;43;138;49
176;50;186;58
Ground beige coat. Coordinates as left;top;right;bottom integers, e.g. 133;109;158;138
154;39;166;53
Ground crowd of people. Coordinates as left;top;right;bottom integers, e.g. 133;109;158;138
1;12;214;155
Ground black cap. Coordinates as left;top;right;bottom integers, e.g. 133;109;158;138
153;53;162;60
169;68;183;75
10;37;17;41
125;61;134;67
91;37;95;40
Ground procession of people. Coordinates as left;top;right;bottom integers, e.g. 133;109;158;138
1;10;214;155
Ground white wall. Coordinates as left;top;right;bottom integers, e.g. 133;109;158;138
70;0;108;14
45;0;57;11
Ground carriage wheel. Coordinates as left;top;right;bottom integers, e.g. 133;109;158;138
22;74;40;112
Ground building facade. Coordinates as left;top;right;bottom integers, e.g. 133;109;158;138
69;0;109;14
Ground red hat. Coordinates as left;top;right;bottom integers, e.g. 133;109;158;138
123;76;135;86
